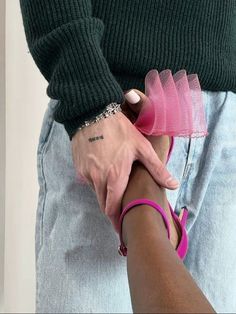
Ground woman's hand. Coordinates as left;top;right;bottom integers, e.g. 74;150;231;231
122;89;180;248
71;101;179;232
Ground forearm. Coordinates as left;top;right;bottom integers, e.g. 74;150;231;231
121;163;215;313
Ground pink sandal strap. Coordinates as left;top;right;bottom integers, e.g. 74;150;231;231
118;198;171;256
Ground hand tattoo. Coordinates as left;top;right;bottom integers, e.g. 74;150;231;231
88;135;104;142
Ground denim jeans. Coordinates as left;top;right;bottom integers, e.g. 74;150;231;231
36;90;236;313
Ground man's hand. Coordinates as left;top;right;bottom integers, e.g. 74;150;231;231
71;102;179;233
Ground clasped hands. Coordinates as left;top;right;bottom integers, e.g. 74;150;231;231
71;89;179;233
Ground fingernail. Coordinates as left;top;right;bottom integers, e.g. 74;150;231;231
166;177;179;187
124;89;141;104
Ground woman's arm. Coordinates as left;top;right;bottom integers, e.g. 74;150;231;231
120;137;215;313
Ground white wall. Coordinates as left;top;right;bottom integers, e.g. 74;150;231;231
0;0;6;312
4;0;49;312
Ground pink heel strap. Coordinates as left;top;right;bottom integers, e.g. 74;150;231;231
118;198;171;256
168;203;189;260
180;207;189;227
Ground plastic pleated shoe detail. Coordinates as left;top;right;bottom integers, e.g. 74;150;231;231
134;69;209;137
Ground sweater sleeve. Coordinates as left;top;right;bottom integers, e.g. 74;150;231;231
19;0;125;140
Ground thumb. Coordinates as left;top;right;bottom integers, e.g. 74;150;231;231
124;89;148;115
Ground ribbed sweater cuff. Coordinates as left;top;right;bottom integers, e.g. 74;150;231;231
44;18;125;140
20;0;125;141
61;93;124;141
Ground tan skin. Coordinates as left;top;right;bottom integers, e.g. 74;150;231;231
119;93;216;313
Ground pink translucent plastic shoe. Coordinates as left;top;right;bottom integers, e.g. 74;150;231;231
134;69;208;138
118;137;189;260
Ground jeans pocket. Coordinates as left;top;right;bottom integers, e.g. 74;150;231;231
37;99;58;156
36;99;58;259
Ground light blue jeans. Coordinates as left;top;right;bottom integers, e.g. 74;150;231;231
36;90;236;313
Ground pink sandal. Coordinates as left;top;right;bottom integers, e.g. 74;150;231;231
118;198;189;260
118;136;189;260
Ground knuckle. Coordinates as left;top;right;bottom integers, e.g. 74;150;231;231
97;197;104;212
156;162;165;176
76;172;87;183
139;141;152;159
104;204;112;216
146;139;154;152
107;164;118;183
90;168;100;184
136;142;145;158
105;188;115;215
76;169;86;180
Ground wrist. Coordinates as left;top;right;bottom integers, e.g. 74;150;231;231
121;161;169;248
122;205;168;248
75;102;122;133
121;161;167;210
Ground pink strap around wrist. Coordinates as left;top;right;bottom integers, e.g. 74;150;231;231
118;198;171;256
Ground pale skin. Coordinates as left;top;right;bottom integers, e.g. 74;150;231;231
117;91;216;313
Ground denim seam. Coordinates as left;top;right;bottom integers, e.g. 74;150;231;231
174;137;197;215
183;137;197;186
37;120;56;250
176;90;210;198
221;90;229;108
36;119;56;312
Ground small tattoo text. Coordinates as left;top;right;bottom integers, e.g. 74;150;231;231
88;135;104;142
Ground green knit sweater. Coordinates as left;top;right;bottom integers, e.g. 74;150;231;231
20;0;236;141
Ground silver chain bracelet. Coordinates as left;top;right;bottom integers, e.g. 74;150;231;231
76;102;122;132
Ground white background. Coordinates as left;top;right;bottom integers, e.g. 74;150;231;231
0;0;6;311
1;0;49;312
